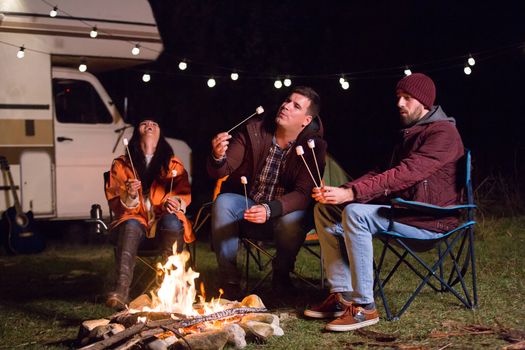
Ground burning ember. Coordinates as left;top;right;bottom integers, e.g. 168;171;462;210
76;244;285;350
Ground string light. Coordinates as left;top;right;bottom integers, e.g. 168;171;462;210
341;81;350;90
274;79;283;89
404;67;412;76
142;73;151;82
90;26;98;38
78;61;87;72
464;66;472;75
131;44;140;56
468;55;476;66
49;6;58;17
283;78;292;87
16;46;25;59
207;78;216;88
230;72;239;81
339;76;346;84
178;61;187;70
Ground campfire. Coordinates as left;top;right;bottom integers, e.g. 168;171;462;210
76;245;284;350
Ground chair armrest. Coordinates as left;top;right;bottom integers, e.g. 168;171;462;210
391;198;476;215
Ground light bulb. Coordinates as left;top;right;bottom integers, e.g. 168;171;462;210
16;46;25;59
142;73;151;82
131;44;140;56
404;68;412;76
284;78;292;87
463;66;472;75
207;78;216;88
468;56;476;66
78;63;87;72
274;80;283;89
178;61;187;70
339;77;346;84
341;81;350;90
230;72;239;81
49;6;58;17
90;26;98;38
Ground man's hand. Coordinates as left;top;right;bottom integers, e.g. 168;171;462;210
244;205;267;224
211;132;232;160
164;197;181;214
126;179;141;199
312;185;354;204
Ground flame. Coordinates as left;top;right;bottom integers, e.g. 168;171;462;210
142;243;227;317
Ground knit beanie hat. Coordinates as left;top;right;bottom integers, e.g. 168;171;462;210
396;73;436;109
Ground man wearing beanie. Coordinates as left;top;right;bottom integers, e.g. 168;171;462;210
304;73;464;331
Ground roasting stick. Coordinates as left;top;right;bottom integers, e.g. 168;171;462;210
226;106;264;134
241;176;249;210
295;146;319;188
307;139;323;186
169;170;177;193
122;138;138;179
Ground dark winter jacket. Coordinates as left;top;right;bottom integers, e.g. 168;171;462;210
207;115;327;218
344;106;464;232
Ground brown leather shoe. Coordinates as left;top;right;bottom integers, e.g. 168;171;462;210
106;292;128;311
325;302;379;332
304;293;346;318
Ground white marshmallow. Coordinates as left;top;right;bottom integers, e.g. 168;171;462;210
256;106;264;114
307;139;315;149
123;138;129;146
295;145;304;156
172;170;177;177
241;176;248;185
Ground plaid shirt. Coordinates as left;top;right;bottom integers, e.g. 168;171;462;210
250;137;295;203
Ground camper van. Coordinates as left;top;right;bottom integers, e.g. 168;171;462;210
0;1;191;223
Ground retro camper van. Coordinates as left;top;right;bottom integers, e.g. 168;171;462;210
0;1;191;222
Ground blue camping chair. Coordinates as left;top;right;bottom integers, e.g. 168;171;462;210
373;149;477;320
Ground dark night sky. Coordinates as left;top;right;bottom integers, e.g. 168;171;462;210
100;0;525;209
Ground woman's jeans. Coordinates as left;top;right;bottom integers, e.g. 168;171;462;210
314;203;442;304
211;193;312;284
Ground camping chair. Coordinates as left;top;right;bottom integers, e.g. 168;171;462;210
373;149;477;320
242;154;352;292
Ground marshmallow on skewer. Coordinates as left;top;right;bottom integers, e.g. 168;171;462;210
122;138;138;179
227;106;265;134
241;176;249;210
295;145;319;188
169;169;178;193
307;139;323;186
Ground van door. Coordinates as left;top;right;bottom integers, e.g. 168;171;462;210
52;68;131;219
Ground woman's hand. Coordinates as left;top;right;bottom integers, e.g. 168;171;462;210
164;197;181;214
126;179;141;199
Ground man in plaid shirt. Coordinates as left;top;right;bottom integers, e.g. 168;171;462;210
207;86;327;299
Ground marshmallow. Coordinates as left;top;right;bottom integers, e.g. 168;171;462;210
295;145;304;156
256;106;264;114
241;176;248;185
307;139;315;149
171;170;177;177
123;138;129;146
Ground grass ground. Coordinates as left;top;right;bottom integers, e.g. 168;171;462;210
0;216;523;349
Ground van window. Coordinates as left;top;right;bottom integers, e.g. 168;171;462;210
53;79;112;124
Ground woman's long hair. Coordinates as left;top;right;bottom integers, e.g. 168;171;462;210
127;126;174;192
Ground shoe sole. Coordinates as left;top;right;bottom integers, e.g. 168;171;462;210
304;309;345;319
325;317;379;332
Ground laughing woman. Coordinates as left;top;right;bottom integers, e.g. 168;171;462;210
104;118;194;310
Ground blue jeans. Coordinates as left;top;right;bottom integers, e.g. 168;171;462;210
212;193;312;284
314;203;442;304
